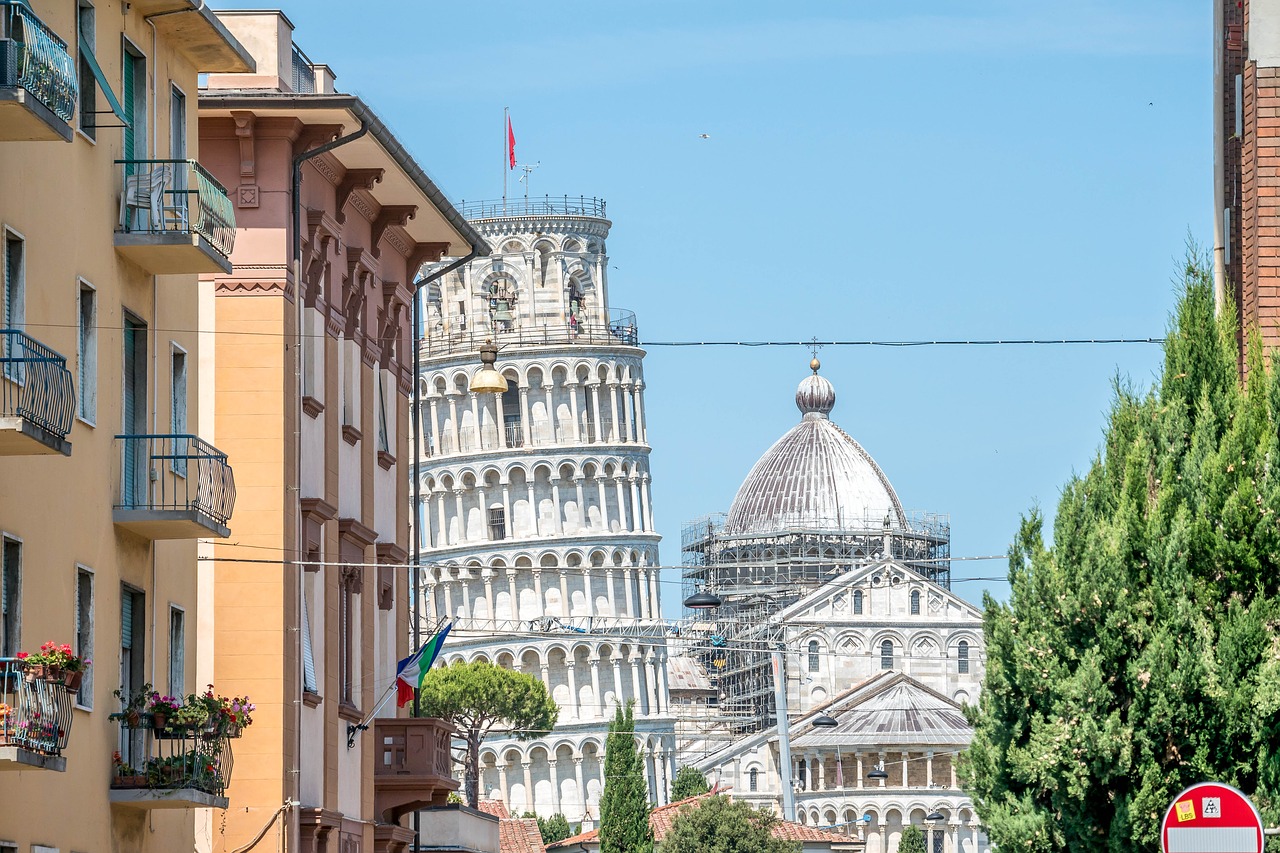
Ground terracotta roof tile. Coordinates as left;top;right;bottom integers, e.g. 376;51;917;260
498;817;546;853
478;800;512;819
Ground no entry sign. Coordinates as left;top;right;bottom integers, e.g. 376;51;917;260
1161;782;1265;853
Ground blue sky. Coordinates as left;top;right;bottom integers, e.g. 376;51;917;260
219;0;1205;613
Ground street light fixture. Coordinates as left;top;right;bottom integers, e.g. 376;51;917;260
866;761;889;781
812;714;839;728
683;591;723;609
468;340;508;394
926;812;945;822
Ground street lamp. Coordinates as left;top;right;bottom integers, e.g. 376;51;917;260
812;714;838;728
683;591;723;609
468;340;508;393
926;811;945;822
866;761;889;781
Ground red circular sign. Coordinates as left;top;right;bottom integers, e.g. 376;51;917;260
1160;782;1264;853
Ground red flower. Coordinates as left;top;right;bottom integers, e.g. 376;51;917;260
15;652;27;660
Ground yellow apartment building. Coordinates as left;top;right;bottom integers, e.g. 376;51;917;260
0;0;250;852
198;11;491;853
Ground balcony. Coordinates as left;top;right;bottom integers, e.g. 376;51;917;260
114;160;236;274
0;330;73;456
0;658;73;772
0;1;76;142
109;716;235;810
113;434;236;539
458;195;607;220
423;308;638;358
373;717;458;823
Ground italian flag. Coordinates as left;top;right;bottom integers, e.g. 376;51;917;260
396;623;452;707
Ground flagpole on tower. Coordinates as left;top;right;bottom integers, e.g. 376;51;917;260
503;106;509;213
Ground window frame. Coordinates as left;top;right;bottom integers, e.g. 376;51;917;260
75;565;94;709
169;343;188;475
77;279;97;425
910;589;920;616
76;0;97;141
880;639;894;670
1;535;21;659
167;604;185;698
807;639;820;674
957;640;970;675
853;589;863;615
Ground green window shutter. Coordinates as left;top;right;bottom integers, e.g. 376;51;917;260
121;52;134;162
121;591;133;649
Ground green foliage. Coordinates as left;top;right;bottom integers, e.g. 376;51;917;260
897;825;927;853
599;702;654;853
417;660;558;807
534;813;576;845
660;795;800;853
671;765;711;801
962;249;1280;853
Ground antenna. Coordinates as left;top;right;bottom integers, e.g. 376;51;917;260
519;162;540;199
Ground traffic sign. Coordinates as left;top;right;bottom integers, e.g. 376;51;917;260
1161;782;1264;853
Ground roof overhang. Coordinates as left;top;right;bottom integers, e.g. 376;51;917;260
199;92;488;261
131;2;255;73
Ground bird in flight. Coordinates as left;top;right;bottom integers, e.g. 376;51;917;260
698;133;710;139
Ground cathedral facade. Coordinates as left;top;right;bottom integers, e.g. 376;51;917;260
677;362;989;853
413;197;675;825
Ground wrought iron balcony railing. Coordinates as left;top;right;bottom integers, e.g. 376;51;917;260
290;43;314;93
115;434;236;535
458;195;607;220
110;713;236;808
116;159;236;259
0;658;74;767
422;308;638;357
0;329;74;447
0;1;76;123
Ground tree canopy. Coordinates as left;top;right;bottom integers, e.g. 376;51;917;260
417;660;558;807
897;825;927;853
661;795;800;853
599;702;653;853
533;813;576;845
962;255;1280;852
671;765;711;801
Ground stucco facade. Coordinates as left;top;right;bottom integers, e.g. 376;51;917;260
0;0;250;849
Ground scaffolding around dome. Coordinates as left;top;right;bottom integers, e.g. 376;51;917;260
680;510;950;733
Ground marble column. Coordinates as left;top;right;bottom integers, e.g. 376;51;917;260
551;479;564;536
494;389;507;449
629;653;645;713
565;662;579;721
521;762;534;812
532;570;545;618
543;384;556;442
574;478;587;533
610;654;624;706
519;385;532;446
596;475;610;531
633;382;646;444
589;657;603;718
434;489;447;547
623;567;636;616
604;569;617;616
549;759;562;813
567;381;581;442
589;384;603;442
900;751;909;787
447;394;460;452
856;752;864;789
498;764;510;808
640;476;653;532
507;571;519;621
427;398;441;454
559;570;571;618
607;382;621;442
622;384;635;442
573;757;586;816
483;573;495;625
501;484;512;538
453;490;465;541
469;392;481;449
926;751;934;787
614;479;627;531
583;569;595;618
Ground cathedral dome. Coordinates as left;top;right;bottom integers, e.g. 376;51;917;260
723;362;906;536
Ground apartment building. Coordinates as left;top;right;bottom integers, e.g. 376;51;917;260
197;11;490;853
0;0;249;850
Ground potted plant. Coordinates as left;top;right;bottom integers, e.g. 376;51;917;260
112;750;146;788
0;702;11;744
16;650;44;682
113;684;154;729
148;694;180;733
172;694;210;733
37;642;91;691
220;695;255;738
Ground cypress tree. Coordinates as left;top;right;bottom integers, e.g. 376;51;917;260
599;701;654;853
962;251;1280;853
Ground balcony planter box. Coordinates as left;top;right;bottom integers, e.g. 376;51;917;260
113;774;147;789
62;670;82;692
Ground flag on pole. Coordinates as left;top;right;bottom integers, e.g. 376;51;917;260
507;115;516;170
396;623;452;707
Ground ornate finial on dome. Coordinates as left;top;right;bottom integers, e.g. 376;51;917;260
796;361;836;419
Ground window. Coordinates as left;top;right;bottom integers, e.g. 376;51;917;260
121;43;146;161
77;1;96;138
488;506;506;541
120;585;145;765
122;314;147;505
910;590;920;615
958;640;969;675
807;639;820;673
749;768;758;792
167;607;185;697
77;282;96;421
170;347;187;474
3;232;24;379
932;830;945;853
376;371;389;453
75;568;93;706
853;590;863;615
301;576;318;695
1;538;20;658
880;639;894;670
339;567;358;706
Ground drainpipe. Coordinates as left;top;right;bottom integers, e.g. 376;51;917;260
288;118;367;851
1213;0;1227;315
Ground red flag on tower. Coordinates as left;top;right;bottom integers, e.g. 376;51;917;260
507;115;516;170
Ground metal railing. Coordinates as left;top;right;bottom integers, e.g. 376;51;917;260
458;195;607;220
0;329;73;440
0;1;76;122
112;714;235;797
116;159;237;260
290;43;314;94
422;308;639;357
115;434;236;525
0;658;74;758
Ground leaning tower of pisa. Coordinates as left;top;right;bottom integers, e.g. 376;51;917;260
413;196;676;825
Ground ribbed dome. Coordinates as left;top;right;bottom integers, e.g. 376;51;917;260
724;365;906;536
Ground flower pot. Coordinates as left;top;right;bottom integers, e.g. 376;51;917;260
114;774;147;789
24;664;45;682
151;711;168;730
62;670;82;692
43;665;62;683
225;722;242;739
124;709;142;728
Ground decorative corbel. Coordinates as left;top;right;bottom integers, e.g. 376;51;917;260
335;168;384;224
293;123;344;156
370;205;418;258
407;242;450;279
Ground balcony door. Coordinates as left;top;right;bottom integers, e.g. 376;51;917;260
122;315;147;507
121;45;145;164
120;585;145;764
170;86;187;219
